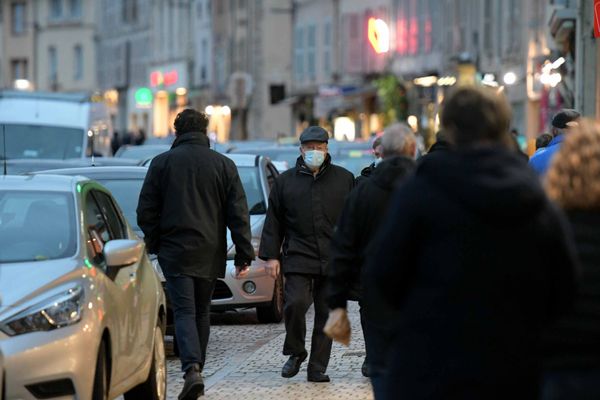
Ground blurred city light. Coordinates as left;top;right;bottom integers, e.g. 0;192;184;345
13;79;32;91
205;105;214;115
175;87;187;96
503;72;517;85
437;76;457;86
407;115;418;132
221;106;231;116
334;117;356;142
367;18;390;54
413;76;438;87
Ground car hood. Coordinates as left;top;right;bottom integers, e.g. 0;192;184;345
227;214;265;249
0;258;81;313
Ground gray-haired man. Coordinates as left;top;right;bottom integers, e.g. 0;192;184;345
325;123;417;382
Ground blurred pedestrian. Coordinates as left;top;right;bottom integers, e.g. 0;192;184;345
356;136;383;184
542;119;600;400
111;131;121;155
427;130;452;154
121;131;133;146
530;109;581;175
324;123;416;386
536;133;554;151
259;126;354;383
135;128;147;146
137;109;255;400
364;86;577;400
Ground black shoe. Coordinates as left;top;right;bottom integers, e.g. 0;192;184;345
178;364;205;400
307;371;330;382
281;352;308;378
361;359;370;377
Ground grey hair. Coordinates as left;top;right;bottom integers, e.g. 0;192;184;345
381;123;416;157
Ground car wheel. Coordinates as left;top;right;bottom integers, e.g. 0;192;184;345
124;323;167;400
92;340;109;400
256;273;284;323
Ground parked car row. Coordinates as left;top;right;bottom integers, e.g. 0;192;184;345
0;175;166;400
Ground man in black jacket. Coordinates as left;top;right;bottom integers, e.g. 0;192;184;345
137;109;254;400
355;136;383;185
364;87;577;400
324;123;416;386
259;126;354;383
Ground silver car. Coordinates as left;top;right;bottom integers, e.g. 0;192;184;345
36;154;284;324
0;175;167;400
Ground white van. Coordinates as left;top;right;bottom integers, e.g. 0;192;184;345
0;91;113;159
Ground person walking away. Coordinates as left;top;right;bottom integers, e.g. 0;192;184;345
542;119;600;400
259;126;354;383
364;86;578;400
111;131;121;155
324;123;416;388
529;109;580;175
137;109;255;400
356;137;383;185
136;128;147;145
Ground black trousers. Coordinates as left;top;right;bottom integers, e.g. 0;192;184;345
165;275;216;372
283;273;332;374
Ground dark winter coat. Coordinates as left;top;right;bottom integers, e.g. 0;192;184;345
543;210;600;370
327;156;416;309
364;146;578;399
137;132;255;279
355;163;376;185
259;154;354;276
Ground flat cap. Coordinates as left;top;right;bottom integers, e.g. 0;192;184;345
551;109;580;129
299;126;329;143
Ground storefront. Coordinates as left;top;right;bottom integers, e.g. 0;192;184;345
148;61;189;137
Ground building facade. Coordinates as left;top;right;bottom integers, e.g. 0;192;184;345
1;0;36;90
1;0;98;93
211;0;293;140
291;0;392;140
97;0;152;135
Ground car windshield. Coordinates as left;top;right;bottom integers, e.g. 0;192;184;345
96;167;265;233
334;156;374;177
0;124;84;159
115;146;169;160
96;179;145;232
0;191;77;263
238;167;266;215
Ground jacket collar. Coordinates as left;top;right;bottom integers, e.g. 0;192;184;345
296;153;332;179
171;132;210;149
548;134;566;147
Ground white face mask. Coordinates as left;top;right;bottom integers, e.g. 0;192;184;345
374;157;383;166
304;150;326;168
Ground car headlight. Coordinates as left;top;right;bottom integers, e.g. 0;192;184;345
0;286;84;337
151;257;165;282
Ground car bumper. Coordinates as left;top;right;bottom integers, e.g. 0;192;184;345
212;259;275;309
0;322;98;400
159;259;275;311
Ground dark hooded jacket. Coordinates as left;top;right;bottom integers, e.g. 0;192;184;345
327;156;416;309
364;146;577;399
259;154;354;276
355;162;376;185
543;209;600;370
137;132;255;279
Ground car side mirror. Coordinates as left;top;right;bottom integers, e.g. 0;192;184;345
103;239;143;268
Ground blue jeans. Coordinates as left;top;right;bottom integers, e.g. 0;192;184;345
165;275;215;372
541;370;600;400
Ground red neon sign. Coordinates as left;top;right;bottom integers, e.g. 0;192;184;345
150;69;179;88
595;0;600;38
368;18;390;54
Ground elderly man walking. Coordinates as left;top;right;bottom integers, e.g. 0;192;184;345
324;123;416;391
259;126;354;382
137;109;255;400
